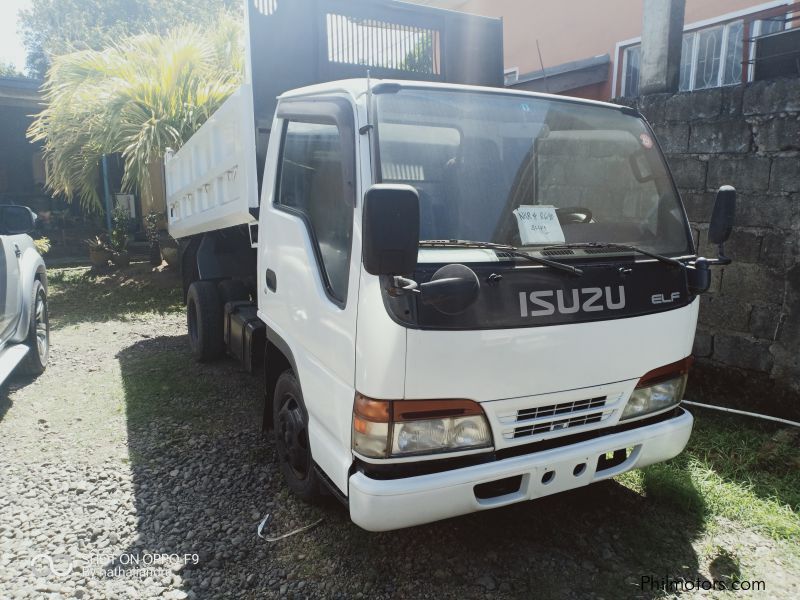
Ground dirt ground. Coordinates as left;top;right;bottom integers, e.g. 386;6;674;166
0;264;798;599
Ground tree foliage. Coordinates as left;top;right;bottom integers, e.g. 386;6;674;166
19;0;241;78
0;61;24;78
27;16;243;213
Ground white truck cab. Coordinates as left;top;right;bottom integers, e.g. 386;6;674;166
165;0;736;531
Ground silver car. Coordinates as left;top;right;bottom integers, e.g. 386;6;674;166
0;205;49;384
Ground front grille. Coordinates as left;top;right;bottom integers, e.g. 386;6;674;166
505;396;610;440
513;412;604;438
517;396;605;419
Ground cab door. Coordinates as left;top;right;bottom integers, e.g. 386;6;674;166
257;97;361;493
0;235;23;342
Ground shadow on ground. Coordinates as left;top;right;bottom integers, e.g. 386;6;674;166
47;264;182;330
0;386;11;423
109;334;719;599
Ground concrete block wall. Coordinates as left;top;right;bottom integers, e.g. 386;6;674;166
617;78;800;418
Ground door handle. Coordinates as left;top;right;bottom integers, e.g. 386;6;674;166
265;269;277;292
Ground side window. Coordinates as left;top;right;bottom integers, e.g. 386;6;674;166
277;121;354;303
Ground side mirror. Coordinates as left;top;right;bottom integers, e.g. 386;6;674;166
0;205;36;235
708;185;736;246
688;185;737;293
362;184;420;276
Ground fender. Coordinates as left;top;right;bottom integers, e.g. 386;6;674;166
11;239;47;344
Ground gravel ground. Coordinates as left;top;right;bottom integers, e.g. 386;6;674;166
0;267;798;599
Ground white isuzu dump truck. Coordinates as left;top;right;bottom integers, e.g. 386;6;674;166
165;0;736;531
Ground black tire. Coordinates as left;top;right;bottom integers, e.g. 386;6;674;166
20;280;49;376
218;279;250;306
186;280;224;362
273;370;320;502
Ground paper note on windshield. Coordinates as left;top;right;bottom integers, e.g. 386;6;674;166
513;205;565;245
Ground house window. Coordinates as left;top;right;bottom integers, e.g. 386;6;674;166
622;45;640;96
748;17;787;80
622;18;754;95
679;33;695;91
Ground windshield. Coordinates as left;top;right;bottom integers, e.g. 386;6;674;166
375;89;693;256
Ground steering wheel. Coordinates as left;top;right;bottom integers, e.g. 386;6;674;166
556;206;593;224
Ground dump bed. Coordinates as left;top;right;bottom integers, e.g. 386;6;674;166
166;0;503;240
165;86;258;239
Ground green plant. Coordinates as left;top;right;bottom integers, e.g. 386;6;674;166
85;235;110;251
144;211;161;246
27;16;243;213
33;237;52;254
109;204;132;253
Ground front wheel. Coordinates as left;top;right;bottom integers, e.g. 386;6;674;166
20;280;49;376
273;370;320;502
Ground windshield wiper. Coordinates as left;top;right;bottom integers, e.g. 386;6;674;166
419;239;583;276
541;242;684;268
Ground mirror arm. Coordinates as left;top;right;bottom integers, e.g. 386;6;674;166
388;275;420;297
714;242;732;266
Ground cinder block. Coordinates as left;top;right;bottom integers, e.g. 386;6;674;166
713;333;774;372
743;78;800;115
699;294;751;331
734;193;798;228
721;86;744;117
639;94;668;125
749;304;783;340
706;156;771;192
681;191;715;223
665;89;721;121
653;122;689;153
692;330;713;357
667;155;707;190
769;157;800;193
689;120;752;153
755;117;800;152
759;231;791;269
721;263;785;302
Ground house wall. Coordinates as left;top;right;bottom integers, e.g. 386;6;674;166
618;78;800;418
415;0;798;98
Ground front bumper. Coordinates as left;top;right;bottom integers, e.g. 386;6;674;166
348;409;693;531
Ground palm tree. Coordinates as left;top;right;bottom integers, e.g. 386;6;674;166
28;14;243;213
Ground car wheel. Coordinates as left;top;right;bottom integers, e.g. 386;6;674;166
186;280;224;362
20;280;49;376
273;370;320;502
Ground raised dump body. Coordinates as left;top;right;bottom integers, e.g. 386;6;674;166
166;0;503;240
165;86;258;240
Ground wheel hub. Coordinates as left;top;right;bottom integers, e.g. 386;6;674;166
34;292;48;360
278;396;309;479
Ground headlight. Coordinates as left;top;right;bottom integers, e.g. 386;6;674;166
621;357;692;421
393;416;491;456
353;395;493;458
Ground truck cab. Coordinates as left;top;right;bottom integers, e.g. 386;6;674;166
256;79;735;530
165;0;735;531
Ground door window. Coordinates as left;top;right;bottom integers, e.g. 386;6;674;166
276;121;354;304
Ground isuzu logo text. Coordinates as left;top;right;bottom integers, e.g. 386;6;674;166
519;286;626;317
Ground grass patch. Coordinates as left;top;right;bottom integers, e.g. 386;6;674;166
617;409;800;542
47;264;183;328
